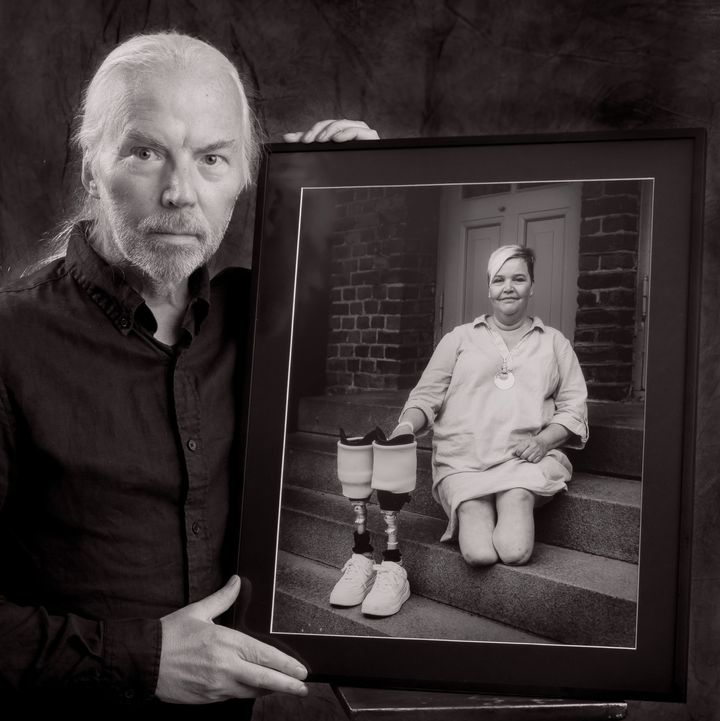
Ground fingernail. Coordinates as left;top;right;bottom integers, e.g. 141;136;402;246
295;664;308;678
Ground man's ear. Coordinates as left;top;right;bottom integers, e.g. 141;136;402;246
81;158;100;198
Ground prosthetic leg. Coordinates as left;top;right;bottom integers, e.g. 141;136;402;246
329;428;378;607
361;432;416;616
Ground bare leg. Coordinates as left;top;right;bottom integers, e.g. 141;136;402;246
493;488;536;565
457;497;498;566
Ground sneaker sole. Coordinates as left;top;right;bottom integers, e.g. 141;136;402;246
361;583;411;617
329;582;375;608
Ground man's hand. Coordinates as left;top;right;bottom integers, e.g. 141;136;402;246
156;576;308;705
282;119;379;143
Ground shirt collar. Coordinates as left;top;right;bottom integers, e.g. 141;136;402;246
65;222;211;339
473;314;545;331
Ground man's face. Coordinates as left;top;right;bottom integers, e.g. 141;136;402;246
87;64;246;285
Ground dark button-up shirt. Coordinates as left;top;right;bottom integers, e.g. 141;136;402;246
0;225;250;707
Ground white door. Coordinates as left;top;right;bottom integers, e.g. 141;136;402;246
436;183;581;341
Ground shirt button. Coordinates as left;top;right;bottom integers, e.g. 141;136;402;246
124;688;135;700
192;520;201;535
119;316;131;329
187;439;198;451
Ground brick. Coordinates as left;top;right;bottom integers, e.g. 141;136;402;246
350;301;363;314
577;271;635;290
326;358;346;372
582;195;639;217
600;252;636;270
331;302;349;315
358;257;374;271
582;182;605;200
581;218;601;235
586;384;630;401
364;300;379;314
595;328;635;345
597;288;636;307
339;345;353;358
347;331;361;343
369;345;385;358
334;245;351;260
378;330;400;344
579;251;601;270
574;330;597;343
330;316;342;330
341;287;355;301
357;285;373;300
384;345;402;360
576;308;635;326
583;363;633;382
355;345;370;358
352;270;380;285
361;330;377;343
380;300;403;314
330;289;342;301
370;316;385;329
577;290;597;307
575;345;634;364
580;233;638;254
602;215;638;233
604;180;641;196
352;243;368;258
386;316;402;331
357;316;370;329
360;360;376;372
377;360;402;373
347;359;360;373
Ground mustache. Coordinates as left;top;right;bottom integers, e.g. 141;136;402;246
138;214;208;237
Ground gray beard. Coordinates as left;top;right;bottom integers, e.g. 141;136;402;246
93;203;230;285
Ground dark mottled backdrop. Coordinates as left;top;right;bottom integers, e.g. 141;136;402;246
0;1;718;719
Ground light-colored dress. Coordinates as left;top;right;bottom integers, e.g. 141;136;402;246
401;315;588;541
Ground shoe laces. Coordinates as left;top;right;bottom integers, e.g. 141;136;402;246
371;563;404;590
341;555;371;581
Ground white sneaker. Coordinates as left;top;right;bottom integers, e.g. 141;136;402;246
361;561;411;616
329;554;376;607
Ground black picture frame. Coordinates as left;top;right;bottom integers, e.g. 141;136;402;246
235;130;704;701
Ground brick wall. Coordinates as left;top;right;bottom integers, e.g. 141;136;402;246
325;187;440;393
574;181;642;401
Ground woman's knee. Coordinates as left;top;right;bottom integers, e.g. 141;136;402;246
460;543;499;567
493;533;533;565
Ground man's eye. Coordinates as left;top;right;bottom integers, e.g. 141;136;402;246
202;154;221;166
132;147;156;161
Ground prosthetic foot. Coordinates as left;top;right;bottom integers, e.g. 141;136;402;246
331;428;380;606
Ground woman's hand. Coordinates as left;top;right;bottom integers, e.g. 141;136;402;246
282;119;379;143
514;423;573;463
513;436;550;463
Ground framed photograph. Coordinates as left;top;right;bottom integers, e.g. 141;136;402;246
236;130;704;700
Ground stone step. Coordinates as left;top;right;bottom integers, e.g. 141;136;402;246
273;550;553;644
285;432;641;563
278;485;638;646
295;393;643;478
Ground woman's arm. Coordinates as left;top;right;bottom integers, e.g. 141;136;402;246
392;329;462;437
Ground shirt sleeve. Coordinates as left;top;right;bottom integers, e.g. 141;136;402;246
400;328;462;432
550;334;589;449
0;379;161;705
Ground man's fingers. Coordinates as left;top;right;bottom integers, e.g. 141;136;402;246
236;632;308;680
283;120;378;144
191;575;241;621
233;659;309;696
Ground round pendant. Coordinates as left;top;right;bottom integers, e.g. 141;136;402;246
494;370;515;390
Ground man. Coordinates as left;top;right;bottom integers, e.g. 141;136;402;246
0;31;377;711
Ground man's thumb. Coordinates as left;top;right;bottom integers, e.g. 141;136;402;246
195;575;241;621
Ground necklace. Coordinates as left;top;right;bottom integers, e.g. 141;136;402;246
486;317;532;390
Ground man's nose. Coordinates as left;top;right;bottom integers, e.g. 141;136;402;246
161;161;198;208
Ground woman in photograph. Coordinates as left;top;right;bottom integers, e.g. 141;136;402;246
390;244;588;566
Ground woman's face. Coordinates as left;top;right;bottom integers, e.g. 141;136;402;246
488;256;533;323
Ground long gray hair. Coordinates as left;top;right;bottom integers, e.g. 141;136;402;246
33;31;261;273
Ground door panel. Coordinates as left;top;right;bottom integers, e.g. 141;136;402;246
438;184;580;340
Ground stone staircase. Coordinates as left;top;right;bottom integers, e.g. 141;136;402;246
272;392;643;647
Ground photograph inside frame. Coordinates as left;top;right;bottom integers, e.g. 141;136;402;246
271;177;651;649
